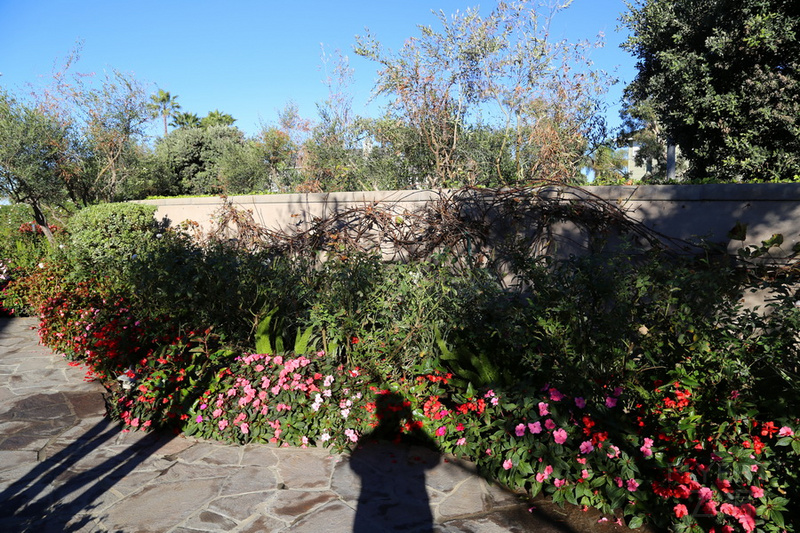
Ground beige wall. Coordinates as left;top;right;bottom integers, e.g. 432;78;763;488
135;184;800;259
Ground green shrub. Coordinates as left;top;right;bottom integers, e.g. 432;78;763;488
66;202;161;277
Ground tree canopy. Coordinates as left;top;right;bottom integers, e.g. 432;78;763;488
622;0;800;182
0;90;74;239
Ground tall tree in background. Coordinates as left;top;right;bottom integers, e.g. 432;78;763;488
0;90;72;241
149;89;181;136
201;109;236;128
172;111;201;129
622;0;800;182
76;70;151;201
355;0;610;187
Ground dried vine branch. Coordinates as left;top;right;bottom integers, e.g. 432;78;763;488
194;186;704;274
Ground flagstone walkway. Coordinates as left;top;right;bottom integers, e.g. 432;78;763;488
0;317;630;532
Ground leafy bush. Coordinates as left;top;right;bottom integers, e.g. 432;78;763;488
66;202;161;277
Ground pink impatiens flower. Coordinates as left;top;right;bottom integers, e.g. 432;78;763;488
750;485;764;498
778;426;794;437
605;397;617;408
538;402;549;416
549;388;565;401
456;437;466;446
503;459;513;470
528;421;542;434
553;428;568;444
436;426;447;436
579;441;594;454
544;418;556;430
574;397;586;409
515;423;526;437
626;479;640;492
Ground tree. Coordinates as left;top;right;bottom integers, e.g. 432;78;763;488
0;90;72;241
622;0;800;182
77;70;151;201
149;89;181;136
354;1;610;187
153;125;245;194
585;142;629;185
171;111;201;129
201;109;236;128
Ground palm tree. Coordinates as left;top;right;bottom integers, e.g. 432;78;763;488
171;111;201;129
201;109;236;128
149;89;181;136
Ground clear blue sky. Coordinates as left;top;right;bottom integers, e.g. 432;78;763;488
0;0;637;139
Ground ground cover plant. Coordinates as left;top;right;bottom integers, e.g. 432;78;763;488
2;191;799;532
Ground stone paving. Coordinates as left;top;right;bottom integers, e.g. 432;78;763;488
0;317;631;532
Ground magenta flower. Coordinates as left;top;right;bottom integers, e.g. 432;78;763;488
538;402;549;416
605;397;617;408
579;441;594;454
626;479;640;492
515;423;526;437
574;397;586;409
544;418;556;430
549;388;565;401
503;459;513;470
436;426;447;436
553;428;567;444
528;421;542;434
554;478;566;488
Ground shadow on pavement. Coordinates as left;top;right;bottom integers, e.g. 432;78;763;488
0;418;175;532
350;392;438;533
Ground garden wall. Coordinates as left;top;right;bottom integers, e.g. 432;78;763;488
136;184;800;260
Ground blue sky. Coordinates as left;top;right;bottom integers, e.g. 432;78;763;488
0;0;637;139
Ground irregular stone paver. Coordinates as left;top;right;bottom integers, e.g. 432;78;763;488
0;317;643;533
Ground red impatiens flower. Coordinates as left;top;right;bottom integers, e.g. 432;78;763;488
760;421;778;437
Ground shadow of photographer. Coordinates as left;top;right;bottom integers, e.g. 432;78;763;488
349;391;440;533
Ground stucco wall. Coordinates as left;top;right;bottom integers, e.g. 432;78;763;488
135;184;800;258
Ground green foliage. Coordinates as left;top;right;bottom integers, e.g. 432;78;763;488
355;0;610;186
622;0;800;182
66;202;160;277
0;90;76;236
153;125;246;194
0;204;52;271
148;89;181;137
